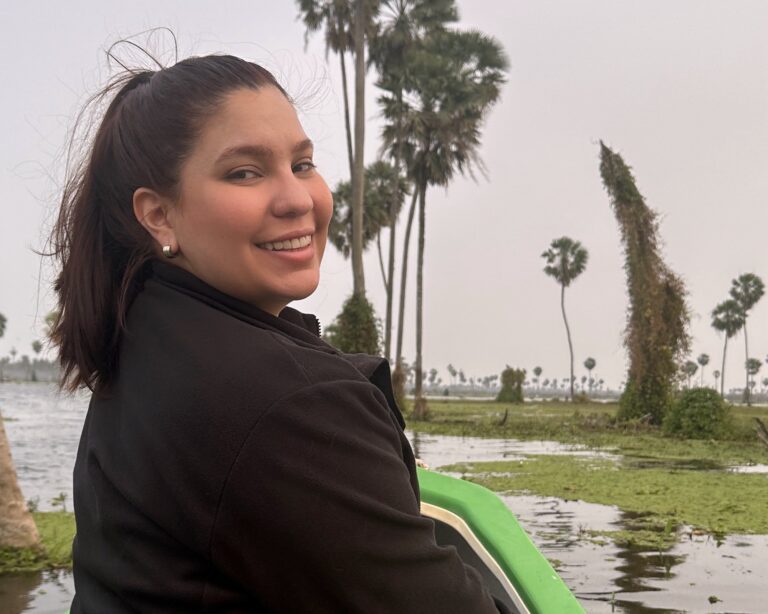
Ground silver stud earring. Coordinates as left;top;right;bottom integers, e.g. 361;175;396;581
162;244;177;259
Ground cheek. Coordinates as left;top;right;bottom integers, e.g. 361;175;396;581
316;183;334;231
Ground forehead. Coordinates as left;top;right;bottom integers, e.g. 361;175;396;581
193;87;307;159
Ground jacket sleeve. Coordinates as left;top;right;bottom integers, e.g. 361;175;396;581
208;380;503;613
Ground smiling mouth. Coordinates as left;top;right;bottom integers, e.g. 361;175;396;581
256;234;312;251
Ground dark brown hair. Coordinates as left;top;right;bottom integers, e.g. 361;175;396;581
49;54;287;393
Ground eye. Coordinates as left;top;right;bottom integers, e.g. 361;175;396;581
226;168;261;181
293;160;317;174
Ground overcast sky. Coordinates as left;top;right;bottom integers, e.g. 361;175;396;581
2;1;767;390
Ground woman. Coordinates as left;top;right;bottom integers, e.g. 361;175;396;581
51;53;506;613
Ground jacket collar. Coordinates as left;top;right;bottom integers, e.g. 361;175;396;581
150;262;405;428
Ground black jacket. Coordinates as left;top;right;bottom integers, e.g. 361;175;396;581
71;263;502;613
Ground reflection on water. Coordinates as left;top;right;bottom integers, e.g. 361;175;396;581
0;570;74;614
1;384;765;613
407;429;618;468
408;430;768;614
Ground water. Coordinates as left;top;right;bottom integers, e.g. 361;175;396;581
0;383;82;613
1;383;766;613
408;430;768;613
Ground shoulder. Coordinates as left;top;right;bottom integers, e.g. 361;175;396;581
119;277;373;426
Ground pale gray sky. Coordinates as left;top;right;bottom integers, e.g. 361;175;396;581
1;1;767;390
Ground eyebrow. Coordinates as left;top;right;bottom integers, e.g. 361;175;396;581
215;138;314;164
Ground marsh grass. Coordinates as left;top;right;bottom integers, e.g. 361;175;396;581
441;454;768;545
0;512;74;574
407;399;768;465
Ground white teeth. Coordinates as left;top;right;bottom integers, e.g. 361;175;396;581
258;235;312;251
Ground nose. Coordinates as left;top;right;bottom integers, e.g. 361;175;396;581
271;171;314;218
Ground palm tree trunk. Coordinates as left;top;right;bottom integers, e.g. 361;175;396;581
744;322;750;405
376;231;387;289
413;180;428;419
721;335;728;398
384;211;396;362
339;51;354;180
350;0;366;297
384;128;405;363
0;412;40;549
561;284;574;401
395;190;418;370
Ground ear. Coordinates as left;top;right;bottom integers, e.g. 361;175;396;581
133;187;177;251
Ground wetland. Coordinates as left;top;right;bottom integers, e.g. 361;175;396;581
1;384;767;613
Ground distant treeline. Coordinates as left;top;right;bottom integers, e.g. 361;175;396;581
0;358;60;383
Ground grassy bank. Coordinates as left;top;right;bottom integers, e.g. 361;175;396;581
0;512;75;574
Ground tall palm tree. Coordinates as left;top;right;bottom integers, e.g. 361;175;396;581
373;0;458;363
697;353;709;387
296;0;356;177
583;357;596;392
388;29;507;419
713;369;721;391
711;298;745;398
542;237;589;401
729;273;764;405
297;0;381;297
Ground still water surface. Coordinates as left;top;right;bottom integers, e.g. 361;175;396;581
1;382;766;613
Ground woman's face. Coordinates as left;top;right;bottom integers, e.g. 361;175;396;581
168;86;333;315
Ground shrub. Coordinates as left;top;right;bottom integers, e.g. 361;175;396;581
496;367;525;403
573;392;590;404
323;294;380;355
619;379;672;425
663;387;731;439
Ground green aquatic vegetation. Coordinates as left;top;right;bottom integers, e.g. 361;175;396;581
408;399;768;465
0;512;74;574
441;455;768;543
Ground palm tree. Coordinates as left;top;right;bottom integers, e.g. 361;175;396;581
297;0;380;297
711;299;745;398
730;273;765;406
713;369;721;392
533;366;542;389
683;360;698;389
296;0;356;177
746;358;761;393
0;312;5;338
372;0;458;362
328;160;408;268
542;237;589;401
583;357;596;392
385;27;507;419
697;353;709;387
